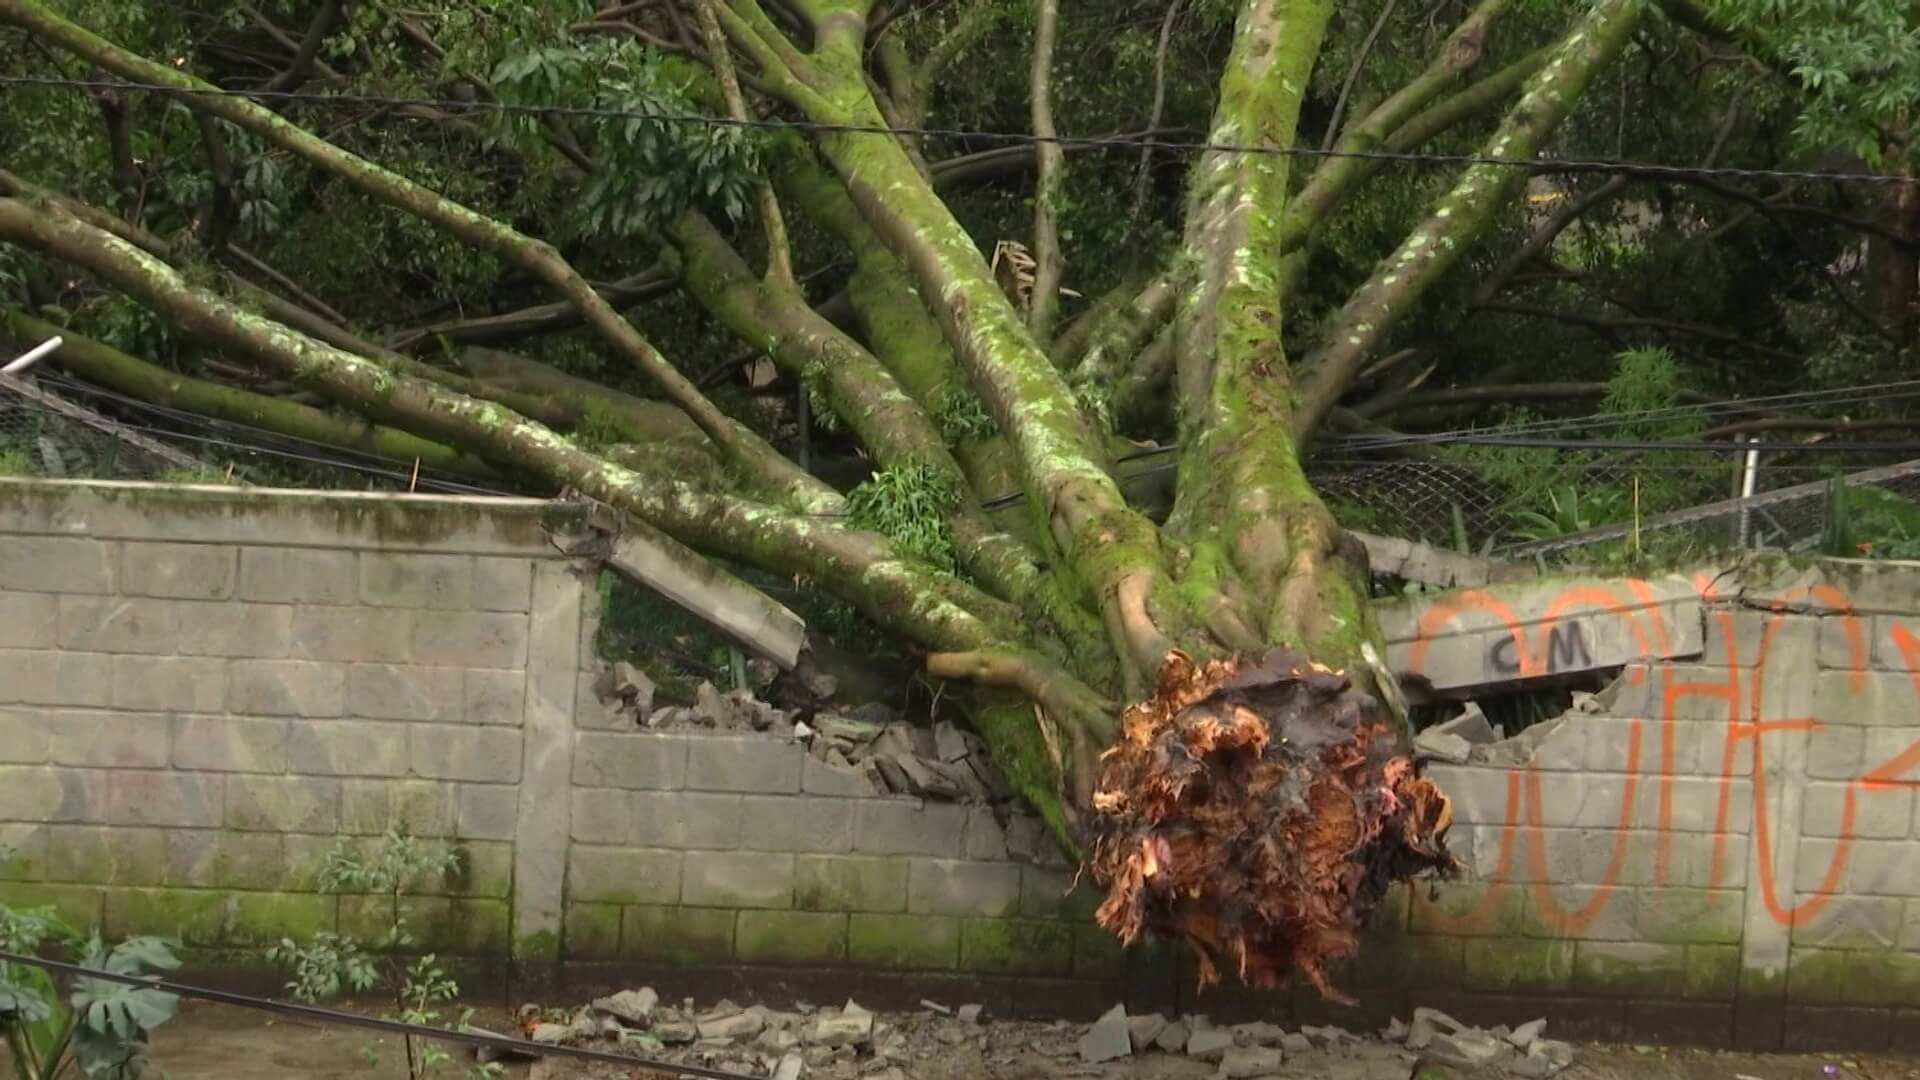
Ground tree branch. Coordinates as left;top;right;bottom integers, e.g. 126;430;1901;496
0;0;832;511
1291;0;1645;440
1322;0;1401;151
695;0;795;286
1475;302;1800;362
192;114;238;257
1127;0;1183;221
1470;174;1630;307
258;0;344;96
1026;0;1065;342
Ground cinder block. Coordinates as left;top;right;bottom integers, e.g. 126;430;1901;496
1572;940;1685;995
735;910;847;964
49;712;170;769
225;775;340;833
0;766;68;822
122;543;236;600
796;855;907;913
567;847;682;904
0;650;110;708
176;601;293;660
852;800;966;858
738;795;855;853
171;716;288;773
1704;609;1816;669
957;917;1073;975
1424;764;1511;827
464;669;524;726
1796;838;1843;895
568;789;631;844
471;557;533;612
802;756;879;798
627;791;743;849
1018;866;1100;920
238;547;356;604
848;913;958;969
1842;839;1920;896
347;663;461;723
1597;830;1747;890
1818;616;1871;670
1461;939;1575;992
228;660;346;717
1807;725;1866;780
457;784;519;842
94;771;223;828
339;896;507;955
621;905;735;964
111;656;227;714
58;596;176;655
573;733;687;789
360;553;470;609
1634;887;1743;944
680;850;794;908
1526;883;1637;941
1815;670;1915;727
1904;899;1920;949
290;607;411;663
962;807;1009;860
281;719;405;777
1803;782;1910;838
164;831;285;889
338;780;456;836
0;536;115;593
564;903;621;959
408;725;522;783
42;826;168;885
0;593;56;649
907;859;1022;917
1791;896;1903;949
411;612;528;670
0;823;47;879
1661;778;1754;834
1875;615;1920;670
0;709;50;764
685;736;803;793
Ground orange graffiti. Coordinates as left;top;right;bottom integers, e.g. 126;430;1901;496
1407;575;1918;934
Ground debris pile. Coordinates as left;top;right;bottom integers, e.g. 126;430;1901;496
498;991;1577;1078
1087;648;1456;1001
594;662;1020;804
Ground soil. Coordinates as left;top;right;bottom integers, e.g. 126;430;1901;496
8;1000;1915;1080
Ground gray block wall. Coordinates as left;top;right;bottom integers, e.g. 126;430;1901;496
8;480;1920;1049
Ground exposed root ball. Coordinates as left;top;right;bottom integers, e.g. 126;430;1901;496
1087;648;1455;1002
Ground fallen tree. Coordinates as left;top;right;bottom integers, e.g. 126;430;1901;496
0;0;1653;996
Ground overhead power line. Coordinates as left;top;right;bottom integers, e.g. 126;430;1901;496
0;73;1914;186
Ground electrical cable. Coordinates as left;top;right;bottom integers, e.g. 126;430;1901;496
0;74;1915;186
0;950;759;1080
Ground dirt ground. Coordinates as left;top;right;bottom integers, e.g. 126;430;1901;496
13;1001;1904;1080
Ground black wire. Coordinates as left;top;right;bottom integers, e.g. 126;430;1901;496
0;950;757;1080
0;73;1915;186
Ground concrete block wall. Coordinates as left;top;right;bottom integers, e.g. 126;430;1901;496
8;479;1920;1048
1386;560;1920;1052
0;481;587;970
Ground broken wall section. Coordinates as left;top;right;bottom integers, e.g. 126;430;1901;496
1380;558;1920;1053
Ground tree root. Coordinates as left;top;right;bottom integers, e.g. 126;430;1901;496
1087;648;1454;1002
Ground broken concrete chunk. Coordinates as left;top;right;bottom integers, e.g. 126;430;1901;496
771;1051;806;1080
1125;1013;1167;1051
870;756;913;795
1279;1032;1312;1054
1384;1017;1409;1042
1507;1017;1547;1049
1413;728;1474;764
956;1004;983;1025
1407;1006;1466;1050
528;1023;571;1045
1427;1029;1510;1070
890;752;965;800
697;1006;767;1041
1434;703;1496;743
805;1009;874;1048
934;720;971;762
653;1019;698;1044
1078;1005;1131;1063
1230;1021;1285;1046
1217;1046;1283;1078
1184;1029;1235;1061
591;987;657;1027
1153;1019;1189;1054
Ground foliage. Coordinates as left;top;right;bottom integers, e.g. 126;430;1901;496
265;829;486;1080
846;463;963;572
0;904;179;1080
1821;481;1920;559
1511;485;1628;541
932;383;998;443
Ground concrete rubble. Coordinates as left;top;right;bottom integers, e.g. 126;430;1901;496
500;990;1578;1078
594;670;1020;804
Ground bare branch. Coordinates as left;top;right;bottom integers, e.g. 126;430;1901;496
1127;0;1184;220
695;0;795;286
1322;0;1401;151
1027;0;1066;341
258;0;344;96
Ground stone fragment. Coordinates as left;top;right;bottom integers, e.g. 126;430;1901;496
1078;1005;1131;1064
1507;1018;1547;1050
920;1000;950;1015
890;751;964;800
1218;1046;1283;1078
1125;1012;1168;1050
772;1051;806;1080
1384;1017;1409;1042
1230;1021;1285;1046
805;1009;874;1048
1434;703;1496;743
654;1019;698;1044
1427;1030;1509;1070
1185;1029;1235;1061
1407;1006;1466;1050
1154;1020;1189;1054
592;988;658;1027
1413;728;1473;765
1280;1032;1312;1054
956;1004;983;1025
528;1024;571;1045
